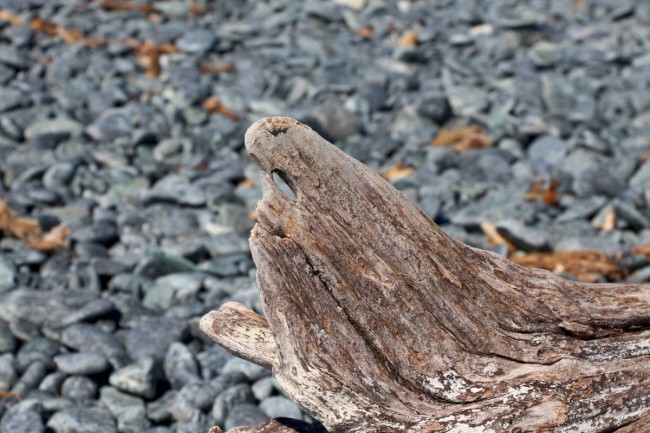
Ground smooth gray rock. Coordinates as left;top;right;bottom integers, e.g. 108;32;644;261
176;30;216;54
163;342;200;389
47;406;117;433
211;384;256;426
11;361;46;395
528;135;567;167
0;399;44;433
108;358;157;399
100;386;151;433
0;258;15;292
495;219;550;252
124;317;188;362
60;324;129;369
0;353;16;391
53;352;110;376
61;375;98;400
224;403;269;431
0;321;16;353
16;338;60;371
220;358;269;382
259;395;303;419
86;111;133;142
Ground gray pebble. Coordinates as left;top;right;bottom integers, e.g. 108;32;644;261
109;357;158;399
100;386;151;433
0;321;17;353
196;344;233;380
70;223;119;246
12;361;46;395
124;317;188;362
220;358;269;382
61;375;98;401
86;111;133;142
0;258;16;292
224;403;269;431
495;219;550;252
16;338;60;371
176;30;216;54
0;354;16;391
528;135;567;167
53;352;110;376
163;342;200;389
38;372;66;394
252;376;275;401
0;399;44;433
146;390;178;423
259;395;303;420
211;384;256;426
47;406;117;433
0;45;27;70
60;324;129;369
58;299;114;327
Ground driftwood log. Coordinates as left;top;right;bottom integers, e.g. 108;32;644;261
201;117;650;433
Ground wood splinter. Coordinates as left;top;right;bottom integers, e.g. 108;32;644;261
200;117;650;433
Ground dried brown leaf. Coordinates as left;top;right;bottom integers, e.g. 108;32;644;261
0;10;23;26
0;391;20;399
359;26;373;38
0;200;70;252
399;30;418;47
637;152;650;164
512;250;622;283
200;63;235;74
631;245;650;258
431;125;492;153
525;177;561;206
382;162;416;181
126;39;177;77
100;0;157;14
203;97;240;121
26;225;71;252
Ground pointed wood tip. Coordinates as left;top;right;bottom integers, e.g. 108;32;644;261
200;302;278;370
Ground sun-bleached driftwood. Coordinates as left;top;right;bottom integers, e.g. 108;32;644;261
200;117;650;433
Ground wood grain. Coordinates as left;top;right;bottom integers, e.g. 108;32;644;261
202;117;650;432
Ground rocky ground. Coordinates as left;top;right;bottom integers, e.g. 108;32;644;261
1;0;650;432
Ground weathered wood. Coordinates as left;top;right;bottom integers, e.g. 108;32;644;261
202;117;650;432
208;418;326;433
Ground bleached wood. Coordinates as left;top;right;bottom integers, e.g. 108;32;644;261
202;117;650;432
199;302;277;370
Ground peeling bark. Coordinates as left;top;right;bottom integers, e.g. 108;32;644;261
201;117;650;433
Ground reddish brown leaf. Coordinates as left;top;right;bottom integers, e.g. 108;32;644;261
100;0;157;14
203;97;240;121
200;63;235;74
359;26;374;38
125;39;177;77
632;245;650;258
26;225;71;252
431;125;492;153
382;162;416;181
0;10;23;26
0;200;70;252
399;30;418;47
526;177;561;206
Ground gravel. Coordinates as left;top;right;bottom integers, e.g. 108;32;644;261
1;0;649;431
